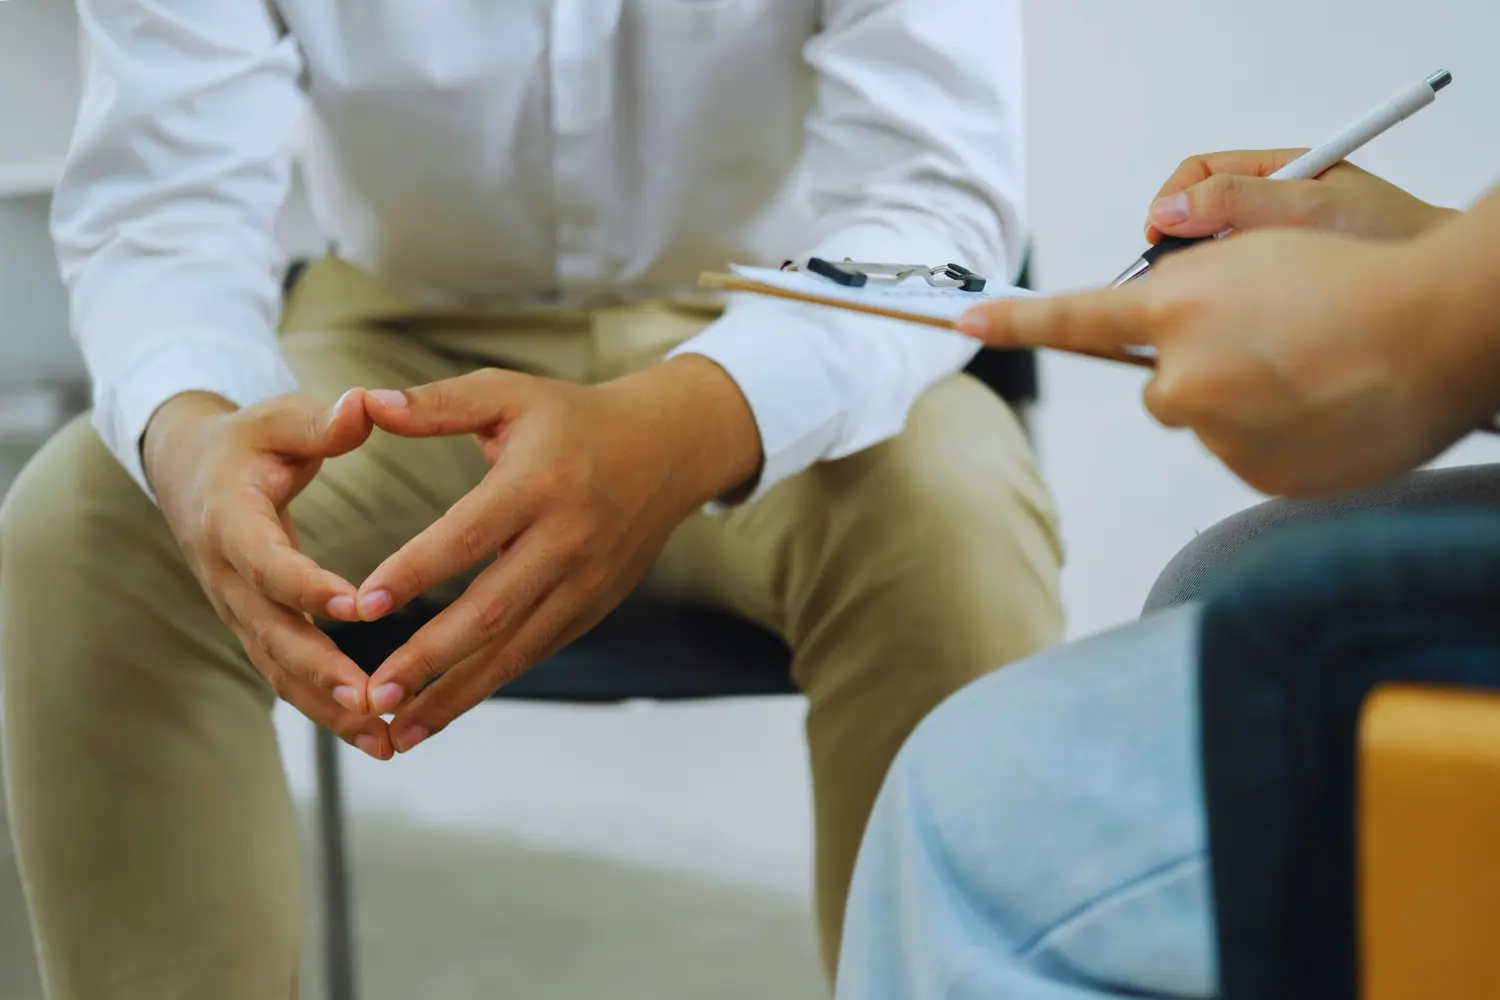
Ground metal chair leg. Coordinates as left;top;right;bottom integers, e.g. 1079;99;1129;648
314;725;357;1000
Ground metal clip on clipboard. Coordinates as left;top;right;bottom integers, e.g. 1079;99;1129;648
781;258;989;293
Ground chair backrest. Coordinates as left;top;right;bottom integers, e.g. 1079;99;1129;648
1195;511;1500;1000
962;254;1038;408
332;591;795;701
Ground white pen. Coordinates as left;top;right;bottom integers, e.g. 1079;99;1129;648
1112;69;1454;287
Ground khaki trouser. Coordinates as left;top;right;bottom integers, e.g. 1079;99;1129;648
0;259;1063;998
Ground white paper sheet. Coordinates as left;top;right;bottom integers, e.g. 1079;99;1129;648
727;265;1034;323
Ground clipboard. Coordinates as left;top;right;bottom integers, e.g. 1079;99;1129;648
699;263;1154;369
701;261;1500;438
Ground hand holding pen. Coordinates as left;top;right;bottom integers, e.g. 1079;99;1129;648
1142;147;1457;251
1114;70;1453;285
949;69;1500;493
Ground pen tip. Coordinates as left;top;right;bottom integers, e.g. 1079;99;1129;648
1428;69;1453;92
1111;257;1151;288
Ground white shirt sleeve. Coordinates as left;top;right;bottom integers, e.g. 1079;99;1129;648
671;0;1026;502
52;0;306;498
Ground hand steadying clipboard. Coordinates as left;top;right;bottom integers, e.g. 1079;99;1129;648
699;260;1154;369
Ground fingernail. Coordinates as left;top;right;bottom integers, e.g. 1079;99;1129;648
955;312;989;338
355;734;380;758
359;589;393;620
333;686;362;712
328;389;356;421
396;726;429;753
371;683;405;713
368;389;408;409
1149;193;1191;226
326;594;357;621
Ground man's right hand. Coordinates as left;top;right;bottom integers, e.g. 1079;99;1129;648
1144;148;1456;245
143;389;393;759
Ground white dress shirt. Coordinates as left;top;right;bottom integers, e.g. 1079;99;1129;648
52;0;1026;500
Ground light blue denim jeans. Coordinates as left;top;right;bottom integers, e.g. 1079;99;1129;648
835;604;1217;999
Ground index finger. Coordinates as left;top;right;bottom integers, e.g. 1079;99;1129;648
1148;150;1311;243
957;287;1157;361
387;586;596;753
364;538;568;710
236;634;393;760
1153;148;1311;203
217;573;378;710
216;491;360;621
356;473;535;619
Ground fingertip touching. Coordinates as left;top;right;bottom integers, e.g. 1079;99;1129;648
332;685;365;713
394;725;430;753
357;587;395;622
366;388;409;411
323;387;377;454
326;387;367;428
370;681;406;714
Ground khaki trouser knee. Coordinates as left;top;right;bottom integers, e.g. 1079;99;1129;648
2;418;304;1000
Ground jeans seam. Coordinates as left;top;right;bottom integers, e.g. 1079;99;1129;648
905;765;1034;999
1014;852;1205;961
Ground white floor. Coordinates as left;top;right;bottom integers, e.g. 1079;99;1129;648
277;697;817;900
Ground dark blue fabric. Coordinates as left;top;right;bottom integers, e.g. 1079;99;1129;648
327;594;797;702
1196;511;1500;1000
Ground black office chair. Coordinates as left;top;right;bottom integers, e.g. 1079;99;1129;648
305;259;1040;1000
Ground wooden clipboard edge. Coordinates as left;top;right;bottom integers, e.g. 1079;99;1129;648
698;272;1153;370
699;272;957;332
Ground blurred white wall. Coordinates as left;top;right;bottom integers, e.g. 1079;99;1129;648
0;0;81;386
0;195;73;383
0;0;79;173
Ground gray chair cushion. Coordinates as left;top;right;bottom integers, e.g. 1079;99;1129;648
1143;464;1500;614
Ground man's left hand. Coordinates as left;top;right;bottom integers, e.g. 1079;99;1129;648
356;357;761;752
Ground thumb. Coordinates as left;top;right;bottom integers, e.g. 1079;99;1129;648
252;388;374;459
363;369;527;438
1149;174;1330;238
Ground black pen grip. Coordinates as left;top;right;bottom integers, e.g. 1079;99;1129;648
1141;234;1209;266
